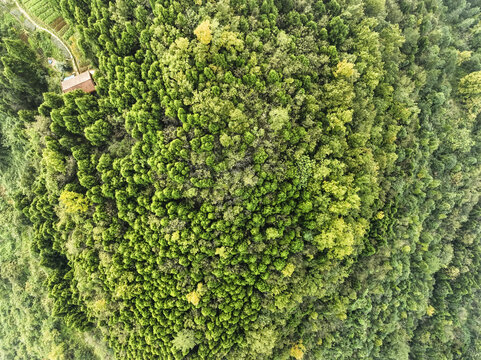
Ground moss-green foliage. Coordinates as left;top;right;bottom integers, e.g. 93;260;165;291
0;194;103;360
0;11;111;359
0;35;48;111
4;0;481;359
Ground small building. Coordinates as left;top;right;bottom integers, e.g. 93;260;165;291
61;70;95;93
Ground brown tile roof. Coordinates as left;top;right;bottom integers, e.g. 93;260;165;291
61;71;96;93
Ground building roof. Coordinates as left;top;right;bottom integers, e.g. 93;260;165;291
61;71;96;93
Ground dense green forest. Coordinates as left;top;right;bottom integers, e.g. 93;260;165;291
0;6;112;359
1;0;481;359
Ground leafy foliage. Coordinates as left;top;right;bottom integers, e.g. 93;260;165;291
2;0;481;359
0;9;110;359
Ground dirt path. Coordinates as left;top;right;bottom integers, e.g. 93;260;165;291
13;0;79;73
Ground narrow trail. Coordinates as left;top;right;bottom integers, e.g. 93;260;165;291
13;0;79;73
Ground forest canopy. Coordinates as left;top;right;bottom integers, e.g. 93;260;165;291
1;0;481;359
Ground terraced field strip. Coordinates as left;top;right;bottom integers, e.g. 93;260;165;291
22;0;66;29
